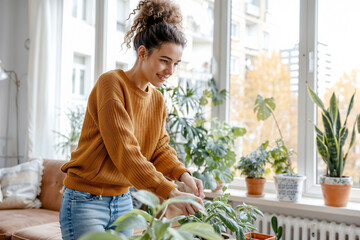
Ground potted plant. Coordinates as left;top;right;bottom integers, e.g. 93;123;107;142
79;190;222;240
254;95;306;202
307;86;359;207
161;78;246;191
191;119;246;192
235;141;270;197
54;105;85;159
181;187;267;240
243;216;281;240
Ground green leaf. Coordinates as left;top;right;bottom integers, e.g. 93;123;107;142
347;121;357;156
322;113;339;166
316;136;329;164
232;127;247;137
344;92;355;126
235;227;245;240
79;232;127;240
253;208;264;217
271;216;278;233
338;127;348;148
277;226;283;240
335;110;341;139
329;93;337;124
314;126;324;137
167;228;194;240
307;86;326;112
254;95;275;121
179;222;223;240
131;190;160;209
114;215;148;232
357;114;360;133
153;219;170;239
217;213;238;232
166;215;188;224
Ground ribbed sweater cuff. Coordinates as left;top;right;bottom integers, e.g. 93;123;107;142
156;179;177;200
173;167;192;181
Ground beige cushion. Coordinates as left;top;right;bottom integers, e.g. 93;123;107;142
0;209;59;240
12;222;62;240
0;159;43;209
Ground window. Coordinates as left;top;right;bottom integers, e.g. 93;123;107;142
56;0;360;201
229;0;299;181
72;54;88;99
231;22;239;40
116;0;129;32
245;21;258;50
245;0;260;17
263;31;269;50
72;0;95;24
223;0;360;201
230;56;239;74
316;0;360;188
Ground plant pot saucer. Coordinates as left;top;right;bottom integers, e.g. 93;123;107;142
246;193;265;198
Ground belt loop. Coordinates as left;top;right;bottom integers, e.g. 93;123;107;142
99;195;103;200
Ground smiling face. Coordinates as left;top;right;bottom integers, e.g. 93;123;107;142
139;42;183;88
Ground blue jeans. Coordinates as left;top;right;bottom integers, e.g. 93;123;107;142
59;187;133;240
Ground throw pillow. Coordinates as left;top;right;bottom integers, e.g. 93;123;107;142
0;158;43;209
0;184;2;203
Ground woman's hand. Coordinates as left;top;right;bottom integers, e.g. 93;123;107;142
179;172;205;199
168;188;203;216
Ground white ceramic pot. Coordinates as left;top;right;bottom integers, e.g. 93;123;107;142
319;175;352;185
274;174;306;202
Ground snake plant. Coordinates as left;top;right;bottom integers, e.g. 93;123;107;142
307;86;359;177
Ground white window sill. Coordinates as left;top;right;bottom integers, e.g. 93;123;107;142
204;188;360;226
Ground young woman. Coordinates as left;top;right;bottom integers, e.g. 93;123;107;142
59;0;204;239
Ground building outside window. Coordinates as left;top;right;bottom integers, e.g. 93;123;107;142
72;0;95;24
72;54;87;99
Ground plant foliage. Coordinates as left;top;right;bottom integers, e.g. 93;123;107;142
54;105;85;156
79;190;222;240
160;78;246;189
235;141;270;178
180;188;263;240
307;86;359;177
271;216;283;240
254;95;295;174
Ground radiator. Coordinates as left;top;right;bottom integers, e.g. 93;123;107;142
255;213;360;240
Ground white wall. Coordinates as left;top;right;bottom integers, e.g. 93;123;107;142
0;0;29;167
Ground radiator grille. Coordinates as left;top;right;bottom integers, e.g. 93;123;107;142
255;213;360;240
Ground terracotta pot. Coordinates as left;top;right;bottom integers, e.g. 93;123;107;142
245;177;266;197
245;232;275;240
320;176;352;207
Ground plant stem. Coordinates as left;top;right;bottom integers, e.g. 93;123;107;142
271;111;284;143
271;111;293;170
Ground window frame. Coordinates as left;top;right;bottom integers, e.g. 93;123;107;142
85;0;360;202
213;0;360;202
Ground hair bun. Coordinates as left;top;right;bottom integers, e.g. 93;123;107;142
124;0;184;49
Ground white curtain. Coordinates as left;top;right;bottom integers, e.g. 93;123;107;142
25;0;63;160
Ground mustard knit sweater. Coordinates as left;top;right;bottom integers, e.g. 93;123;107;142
61;70;190;200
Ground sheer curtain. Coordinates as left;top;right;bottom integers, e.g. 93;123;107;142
25;0;63;160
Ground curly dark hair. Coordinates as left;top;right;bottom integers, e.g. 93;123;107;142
123;0;187;55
